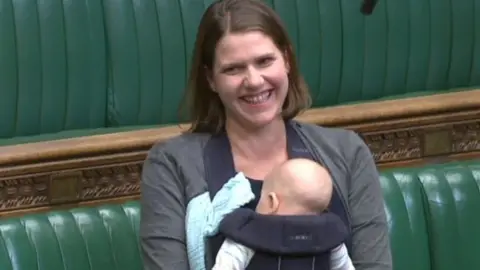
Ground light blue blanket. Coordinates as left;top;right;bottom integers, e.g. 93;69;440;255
186;172;255;270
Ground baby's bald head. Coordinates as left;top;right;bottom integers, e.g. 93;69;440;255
257;159;333;215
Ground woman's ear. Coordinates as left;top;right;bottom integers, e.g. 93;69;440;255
205;66;216;92
283;49;291;73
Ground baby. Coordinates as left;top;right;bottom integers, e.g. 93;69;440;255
212;158;354;270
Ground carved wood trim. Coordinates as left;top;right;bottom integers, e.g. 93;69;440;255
0;90;479;216
0;160;142;217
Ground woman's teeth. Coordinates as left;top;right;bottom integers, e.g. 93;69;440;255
242;91;271;104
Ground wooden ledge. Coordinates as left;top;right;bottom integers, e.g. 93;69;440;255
300;89;480;126
0;125;188;167
1;89;479;167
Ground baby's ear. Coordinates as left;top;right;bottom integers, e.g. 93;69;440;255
268;192;280;214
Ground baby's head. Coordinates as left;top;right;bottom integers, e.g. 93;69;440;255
256;158;332;215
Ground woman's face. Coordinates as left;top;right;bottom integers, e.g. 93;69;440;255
209;31;290;129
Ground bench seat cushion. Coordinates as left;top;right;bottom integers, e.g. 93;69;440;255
0;202;141;270
381;160;480;270
380;169;431;270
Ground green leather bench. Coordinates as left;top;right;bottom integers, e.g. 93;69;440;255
1;160;479;270
381;160;480;270
1;0;479;145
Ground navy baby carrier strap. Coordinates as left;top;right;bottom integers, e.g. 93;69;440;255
219;208;349;255
203;122;351;269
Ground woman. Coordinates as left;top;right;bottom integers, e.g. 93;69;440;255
140;0;392;269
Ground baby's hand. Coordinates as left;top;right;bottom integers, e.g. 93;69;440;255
212;259;237;270
212;238;253;270
205;172;255;235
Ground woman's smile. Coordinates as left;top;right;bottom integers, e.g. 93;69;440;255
240;90;274;106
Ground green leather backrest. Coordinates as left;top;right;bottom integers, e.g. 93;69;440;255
104;0;480;126
1;0;480;137
102;0;200;126
0;202;142;270
0;0;108;139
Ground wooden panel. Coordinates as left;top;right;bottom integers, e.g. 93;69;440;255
1;90;479;216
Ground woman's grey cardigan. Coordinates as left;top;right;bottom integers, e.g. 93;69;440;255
140;121;392;270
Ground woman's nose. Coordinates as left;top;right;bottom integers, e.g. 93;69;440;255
244;67;265;89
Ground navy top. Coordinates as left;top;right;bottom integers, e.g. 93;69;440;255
244;178;262;209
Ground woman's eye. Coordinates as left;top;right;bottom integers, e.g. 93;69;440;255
223;66;241;75
258;57;274;67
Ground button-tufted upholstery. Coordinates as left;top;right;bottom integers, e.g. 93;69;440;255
1;0;479;143
1;160;480;270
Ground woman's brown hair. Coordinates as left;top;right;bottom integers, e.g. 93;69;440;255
182;0;311;134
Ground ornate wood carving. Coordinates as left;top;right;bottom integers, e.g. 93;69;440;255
80;163;141;200
361;121;480;164
362;130;422;162
0;162;142;214
0;176;49;210
452;122;480;152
